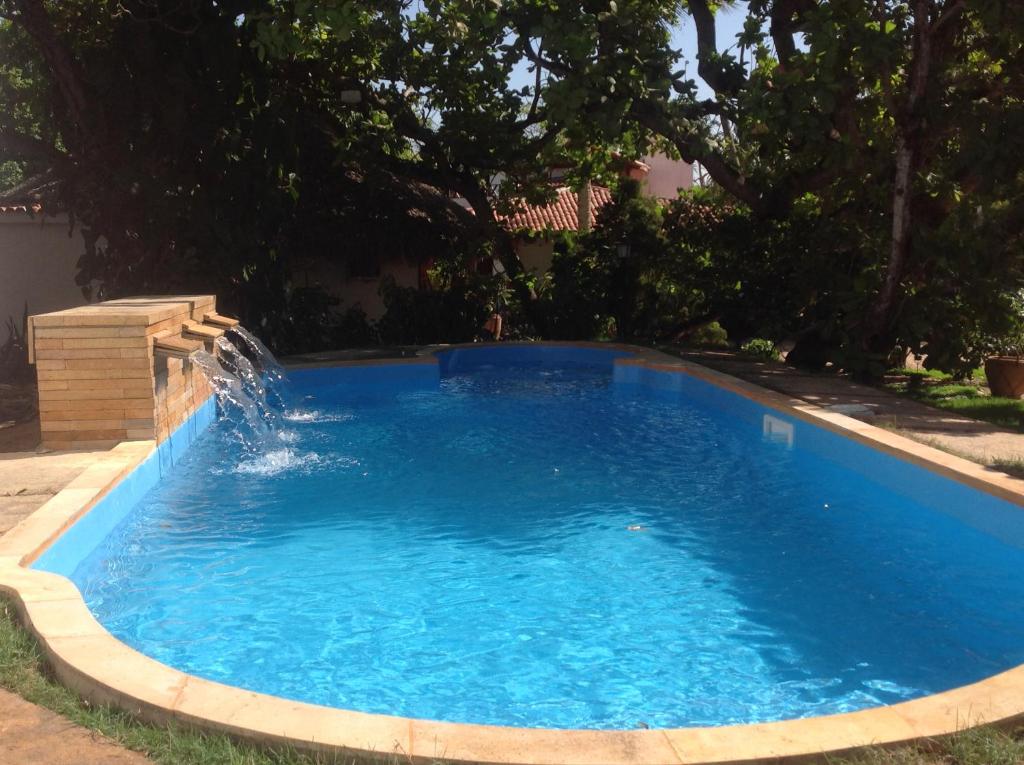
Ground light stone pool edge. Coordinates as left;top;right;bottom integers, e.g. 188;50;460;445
1;341;1024;765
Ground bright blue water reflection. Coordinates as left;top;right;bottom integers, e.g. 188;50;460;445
49;349;1024;729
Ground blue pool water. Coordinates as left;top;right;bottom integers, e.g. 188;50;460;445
35;347;1024;729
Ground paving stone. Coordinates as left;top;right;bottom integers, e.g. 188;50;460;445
0;450;109;498
681;349;1024;468
0;495;48;535
0;689;152;764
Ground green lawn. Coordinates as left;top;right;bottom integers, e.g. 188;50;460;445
0;598;385;765
884;368;1024;434
3;596;1024;765
836;725;1024;765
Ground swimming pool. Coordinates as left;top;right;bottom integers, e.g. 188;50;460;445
30;344;1024;733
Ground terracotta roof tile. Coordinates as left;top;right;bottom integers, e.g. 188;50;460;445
502;186;613;233
0;203;42;215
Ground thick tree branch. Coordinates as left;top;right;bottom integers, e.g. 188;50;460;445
523;39;544;125
9;0;94;153
521;37;570;79
931;0;965;33
0;168;58;201
0;129;63;162
769;0;800;65
687;0;738;96
627;100;762;211
863;0;933;348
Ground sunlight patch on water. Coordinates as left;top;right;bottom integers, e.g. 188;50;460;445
224;449;361;477
232;449;322;476
283;409;353;423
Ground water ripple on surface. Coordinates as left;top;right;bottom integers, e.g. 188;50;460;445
283;409;353;424
69;361;1024;730
232;449;322;476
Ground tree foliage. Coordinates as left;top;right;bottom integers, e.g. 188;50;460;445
0;0;1021;370
0;0;560;347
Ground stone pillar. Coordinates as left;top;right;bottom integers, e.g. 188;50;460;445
29;295;219;450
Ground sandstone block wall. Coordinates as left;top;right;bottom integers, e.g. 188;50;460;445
30;296;219;450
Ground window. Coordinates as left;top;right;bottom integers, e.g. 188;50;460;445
348;252;381;279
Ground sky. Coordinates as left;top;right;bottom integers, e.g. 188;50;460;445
507;4;752;101
668;4;751;99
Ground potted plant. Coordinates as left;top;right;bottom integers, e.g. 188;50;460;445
983;296;1024;398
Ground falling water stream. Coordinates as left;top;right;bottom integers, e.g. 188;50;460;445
228;326;290;410
188;326;315;472
189;350;273;452
214;336;280;429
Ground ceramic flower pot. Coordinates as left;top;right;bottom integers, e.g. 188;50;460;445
984;356;1024;398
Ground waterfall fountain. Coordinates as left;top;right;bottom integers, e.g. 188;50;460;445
214;336;280;429
27;295;305;452
186;324;318;472
189;350;275;453
228;326;285;375
228;326;292;412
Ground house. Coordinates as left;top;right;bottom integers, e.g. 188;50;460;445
314;154;693;320
0;153;692;334
289;170;480;323
503;184;615;274
502;153;693;275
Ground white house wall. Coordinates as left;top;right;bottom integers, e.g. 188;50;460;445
642;153;693;199
297;258;421;322
517;240;556;275
0;214;90;333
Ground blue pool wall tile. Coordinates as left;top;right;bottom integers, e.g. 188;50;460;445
33;350;1024;582
618;364;1024;549
438;345;632;376
289;362;441;395
32;396;216;578
613;363;765;427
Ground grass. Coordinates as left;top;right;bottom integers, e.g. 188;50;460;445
0;598;408;765
884;367;1024;434
5;597;1024;765
834;724;1024;764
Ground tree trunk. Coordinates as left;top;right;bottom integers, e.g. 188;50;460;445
577;181;591;233
11;0;95;155
862;0;932;353
457;181;545;332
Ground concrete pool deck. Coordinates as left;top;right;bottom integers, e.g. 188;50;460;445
678;348;1024;469
0;448;112;535
5;342;1024;763
0;688;152;765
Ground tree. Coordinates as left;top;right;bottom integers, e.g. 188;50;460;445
243;0;642;327
0;1;503;347
519;0;1023;370
3;0;1020;366
0;0;305;307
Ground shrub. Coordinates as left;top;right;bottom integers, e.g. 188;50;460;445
332;306;378;348
537;181;710;342
0;305;33;386
684;321;730;349
740;338;780;361
375;272;496;345
536;243;615;340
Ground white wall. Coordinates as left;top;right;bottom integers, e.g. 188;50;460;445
0;213;90;334
642;153;694;199
295;257;421;322
516;239;556;275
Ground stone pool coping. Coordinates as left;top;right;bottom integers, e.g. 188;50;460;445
3;341;1024;764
